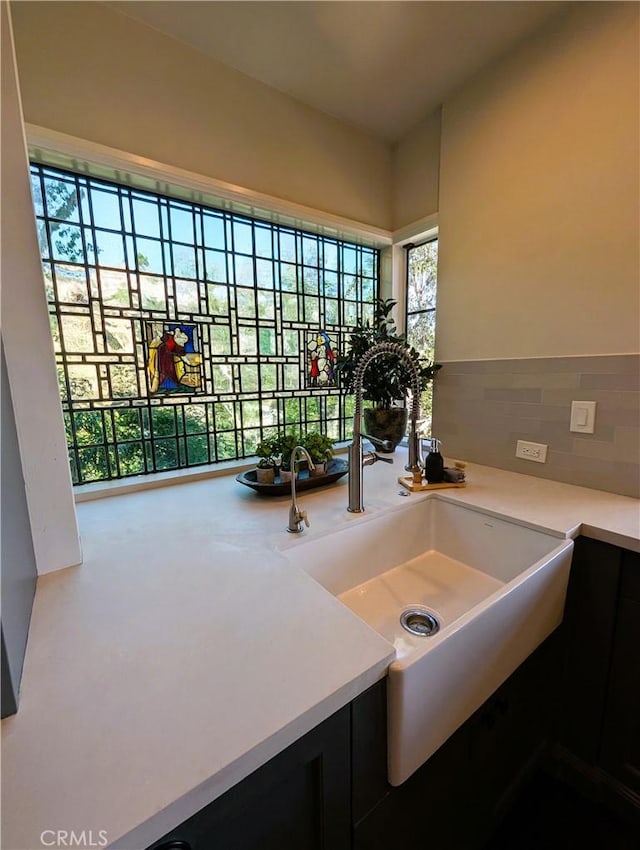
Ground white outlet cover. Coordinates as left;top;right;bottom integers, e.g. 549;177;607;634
515;440;548;463
570;401;597;434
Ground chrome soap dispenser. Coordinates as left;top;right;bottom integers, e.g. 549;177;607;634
424;438;444;483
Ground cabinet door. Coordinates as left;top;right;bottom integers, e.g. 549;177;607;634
351;679;388;826
353;718;476;850
560;537;621;762
600;552;640;797
148;705;351;850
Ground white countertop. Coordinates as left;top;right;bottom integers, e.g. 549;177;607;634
2;454;639;850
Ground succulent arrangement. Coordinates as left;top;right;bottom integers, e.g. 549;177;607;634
255;430;335;482
302;431;335;465
255;436;280;470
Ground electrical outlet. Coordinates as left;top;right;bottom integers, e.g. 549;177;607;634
515;440;548;463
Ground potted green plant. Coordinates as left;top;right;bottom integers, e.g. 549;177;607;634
276;430;302;482
302;431;335;476
255;435;278;484
336;298;441;451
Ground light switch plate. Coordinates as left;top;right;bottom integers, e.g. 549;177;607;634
570;401;597;434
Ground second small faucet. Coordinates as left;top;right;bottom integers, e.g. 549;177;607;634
287;445;315;533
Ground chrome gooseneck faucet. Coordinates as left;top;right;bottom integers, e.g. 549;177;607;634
287;445;315;533
348;341;422;513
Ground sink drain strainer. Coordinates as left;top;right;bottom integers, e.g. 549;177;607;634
400;608;440;637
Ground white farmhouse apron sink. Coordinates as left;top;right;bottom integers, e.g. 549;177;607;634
284;496;573;785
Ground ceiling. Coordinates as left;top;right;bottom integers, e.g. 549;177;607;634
108;1;570;143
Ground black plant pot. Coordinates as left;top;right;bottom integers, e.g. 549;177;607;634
363;407;408;452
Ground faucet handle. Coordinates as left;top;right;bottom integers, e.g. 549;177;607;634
373;453;394;465
361;432;394;452
300;510;310;528
363;451;394;467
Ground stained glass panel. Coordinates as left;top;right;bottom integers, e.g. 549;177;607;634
146;322;203;394
306;331;338;388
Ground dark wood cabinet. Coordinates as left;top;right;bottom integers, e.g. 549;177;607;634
353;708;476;850
350;673;389;826
559;537;622;761
148;704;351;850
600;550;640;798
558;538;640;814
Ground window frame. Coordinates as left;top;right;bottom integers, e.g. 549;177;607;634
405;236;438;348
404;236;439;435
22;125;403;500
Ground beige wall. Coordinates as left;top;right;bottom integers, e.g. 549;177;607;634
436;2;639;361
392;108;441;230
1;3;81;573
11;1;639;360
11;1;393;230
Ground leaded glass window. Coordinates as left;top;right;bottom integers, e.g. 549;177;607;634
31;164;379;484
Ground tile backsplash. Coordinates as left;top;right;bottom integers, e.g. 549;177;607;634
432;355;639;498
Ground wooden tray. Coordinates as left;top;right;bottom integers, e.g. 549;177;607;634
398;475;466;493
237;458;348;496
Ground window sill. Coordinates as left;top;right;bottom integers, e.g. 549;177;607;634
73;458;254;503
74;444;351;503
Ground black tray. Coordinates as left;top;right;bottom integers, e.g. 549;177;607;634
236;458;348;496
